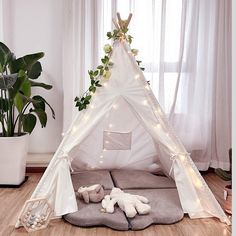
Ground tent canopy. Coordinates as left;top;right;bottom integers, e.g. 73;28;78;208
16;14;230;229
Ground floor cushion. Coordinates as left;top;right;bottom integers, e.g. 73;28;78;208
71;170;114;190
126;189;184;230
111;169;176;189
63;190;129;230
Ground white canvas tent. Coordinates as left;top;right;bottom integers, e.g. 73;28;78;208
16;15;230;230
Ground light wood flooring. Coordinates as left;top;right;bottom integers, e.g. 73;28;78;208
0;172;232;236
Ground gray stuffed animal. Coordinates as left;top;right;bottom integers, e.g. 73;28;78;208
77;184;104;203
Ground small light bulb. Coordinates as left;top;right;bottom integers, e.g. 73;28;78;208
179;155;186;161
109;124;113;128
72;127;77;133
195;179;203;188
112;104;118;109
99;160;103;164
90;104;95;109
61;132;65;137
105;140;109;144
143;100;148;105
145;85;150;90
100;155;103;159
90;92;95;95
103;148;107;152
103;82;107;87
155;124;161;129
196;199;201;204
134;74;140;80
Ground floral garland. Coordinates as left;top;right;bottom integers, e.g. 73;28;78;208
74;28;144;111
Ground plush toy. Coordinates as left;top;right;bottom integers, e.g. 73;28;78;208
77;184;104;203
101;188;151;218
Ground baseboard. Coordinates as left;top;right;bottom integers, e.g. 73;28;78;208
26;153;53;167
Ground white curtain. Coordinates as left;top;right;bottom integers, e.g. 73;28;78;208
62;0;231;170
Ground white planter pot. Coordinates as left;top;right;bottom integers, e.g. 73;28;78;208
0;133;29;185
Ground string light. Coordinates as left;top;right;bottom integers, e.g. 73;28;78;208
100;155;103;159
143;100;148;105
145;85;150;90
72;127;77;133
155;124;161;129
99;160;103;164
134;74;140;80
103;82;107;87
90;92;95;95
179;155;186;161
188;167;195;175
105;140;109;144
103;148;107;152
112;104;118;109
109;124;113;128
90;104;95;109
61;132;65;137
195;179;203;188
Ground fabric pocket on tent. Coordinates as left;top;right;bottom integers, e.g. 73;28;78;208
103;131;132;150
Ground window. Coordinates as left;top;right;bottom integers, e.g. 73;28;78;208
101;0;183;113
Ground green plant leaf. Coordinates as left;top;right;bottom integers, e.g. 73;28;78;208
29;80;52;90
20;79;31;97
14;92;26;112
0;98;9;112
8;70;27;99
30;108;47;128
27;61;42;79
32;96;45;111
0;42;14;70
9;52;44;73
22;113;37;133
84;95;92;101
32;95;55;119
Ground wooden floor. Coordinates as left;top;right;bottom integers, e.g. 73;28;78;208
0;172;232;236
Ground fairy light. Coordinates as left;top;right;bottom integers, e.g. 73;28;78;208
145;85;150;90
196;199;201;204
134;74;140;80
61;132;65;137
90;92;95;95
100;155;103;159
72;127;77;133
155;124;161;129
99;160;103;164
179;155;186;161
188;167;195;175
103;148;107;152
195;179;203;188
90;104;95;109
103;82;107;87
143;100;148;105
112;104;118;109
105;140;109;144
109;123;113;128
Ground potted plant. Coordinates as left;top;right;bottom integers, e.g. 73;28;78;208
0;42;55;185
215;148;232;214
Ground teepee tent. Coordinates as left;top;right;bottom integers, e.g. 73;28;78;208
16;13;230;231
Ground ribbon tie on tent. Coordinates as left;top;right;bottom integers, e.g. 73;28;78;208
169;152;190;176
60;152;74;172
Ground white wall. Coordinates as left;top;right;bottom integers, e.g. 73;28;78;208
2;0;64;153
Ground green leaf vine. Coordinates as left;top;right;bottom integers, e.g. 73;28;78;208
74;27;145;111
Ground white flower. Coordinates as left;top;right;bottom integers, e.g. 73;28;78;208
103;44;112;54
131;49;139;56
103;70;111;80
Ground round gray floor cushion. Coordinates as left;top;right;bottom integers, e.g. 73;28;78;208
63;170;184;230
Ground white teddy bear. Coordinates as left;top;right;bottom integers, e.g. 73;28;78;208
102;188;151;218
